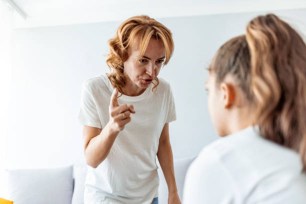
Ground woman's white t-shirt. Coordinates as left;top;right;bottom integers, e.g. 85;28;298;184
183;127;306;204
79;75;176;204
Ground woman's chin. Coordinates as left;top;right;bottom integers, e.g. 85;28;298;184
139;81;151;88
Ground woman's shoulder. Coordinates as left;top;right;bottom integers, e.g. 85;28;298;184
158;77;169;84
82;75;110;92
157;77;172;91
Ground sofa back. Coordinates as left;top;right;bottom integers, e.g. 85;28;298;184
6;166;73;204
4;157;194;204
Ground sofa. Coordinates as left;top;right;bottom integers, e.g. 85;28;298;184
3;157;194;204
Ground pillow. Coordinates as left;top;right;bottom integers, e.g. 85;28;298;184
7;166;73;204
72;164;87;204
0;198;13;204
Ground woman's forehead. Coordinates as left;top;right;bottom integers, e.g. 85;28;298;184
129;39;164;57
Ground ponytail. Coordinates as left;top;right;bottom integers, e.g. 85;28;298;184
246;14;306;170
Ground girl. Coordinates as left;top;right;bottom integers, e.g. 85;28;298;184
184;14;306;204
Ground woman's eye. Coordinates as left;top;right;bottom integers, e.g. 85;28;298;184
139;59;149;64
156;59;165;65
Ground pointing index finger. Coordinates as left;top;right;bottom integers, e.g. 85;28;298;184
110;88;119;108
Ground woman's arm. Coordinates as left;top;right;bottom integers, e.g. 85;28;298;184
157;123;181;204
83;89;135;168
83;124;117;168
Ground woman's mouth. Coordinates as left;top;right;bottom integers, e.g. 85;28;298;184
141;79;153;84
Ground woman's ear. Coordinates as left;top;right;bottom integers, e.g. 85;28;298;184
220;83;236;109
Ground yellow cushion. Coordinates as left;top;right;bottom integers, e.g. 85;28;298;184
0;198;13;204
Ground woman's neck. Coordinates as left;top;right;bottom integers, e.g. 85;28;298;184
121;81;146;96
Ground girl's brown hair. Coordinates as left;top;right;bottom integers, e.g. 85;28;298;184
106;15;174;93
210;14;306;170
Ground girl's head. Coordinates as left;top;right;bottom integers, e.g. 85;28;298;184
207;14;306;169
106;15;174;94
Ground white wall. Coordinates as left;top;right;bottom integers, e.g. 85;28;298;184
0;2;13;195
5;9;306;169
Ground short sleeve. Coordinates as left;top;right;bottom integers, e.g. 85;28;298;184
78;82;102;129
183;151;235;203
165;85;176;123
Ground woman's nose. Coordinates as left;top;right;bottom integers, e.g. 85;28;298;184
146;63;156;78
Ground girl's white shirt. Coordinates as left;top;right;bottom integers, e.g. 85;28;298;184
183;126;306;204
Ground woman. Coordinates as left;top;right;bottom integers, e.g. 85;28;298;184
184;14;306;203
79;15;181;204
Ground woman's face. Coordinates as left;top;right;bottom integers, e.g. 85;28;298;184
123;38;166;95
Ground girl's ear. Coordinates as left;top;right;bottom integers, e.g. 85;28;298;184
220;82;236;109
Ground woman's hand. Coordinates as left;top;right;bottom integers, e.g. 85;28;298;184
168;191;181;204
108;88;135;133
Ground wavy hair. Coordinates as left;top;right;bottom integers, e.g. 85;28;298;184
106;15;174;93
210;14;306;170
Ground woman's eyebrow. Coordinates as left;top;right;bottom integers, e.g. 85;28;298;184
142;55;165;60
